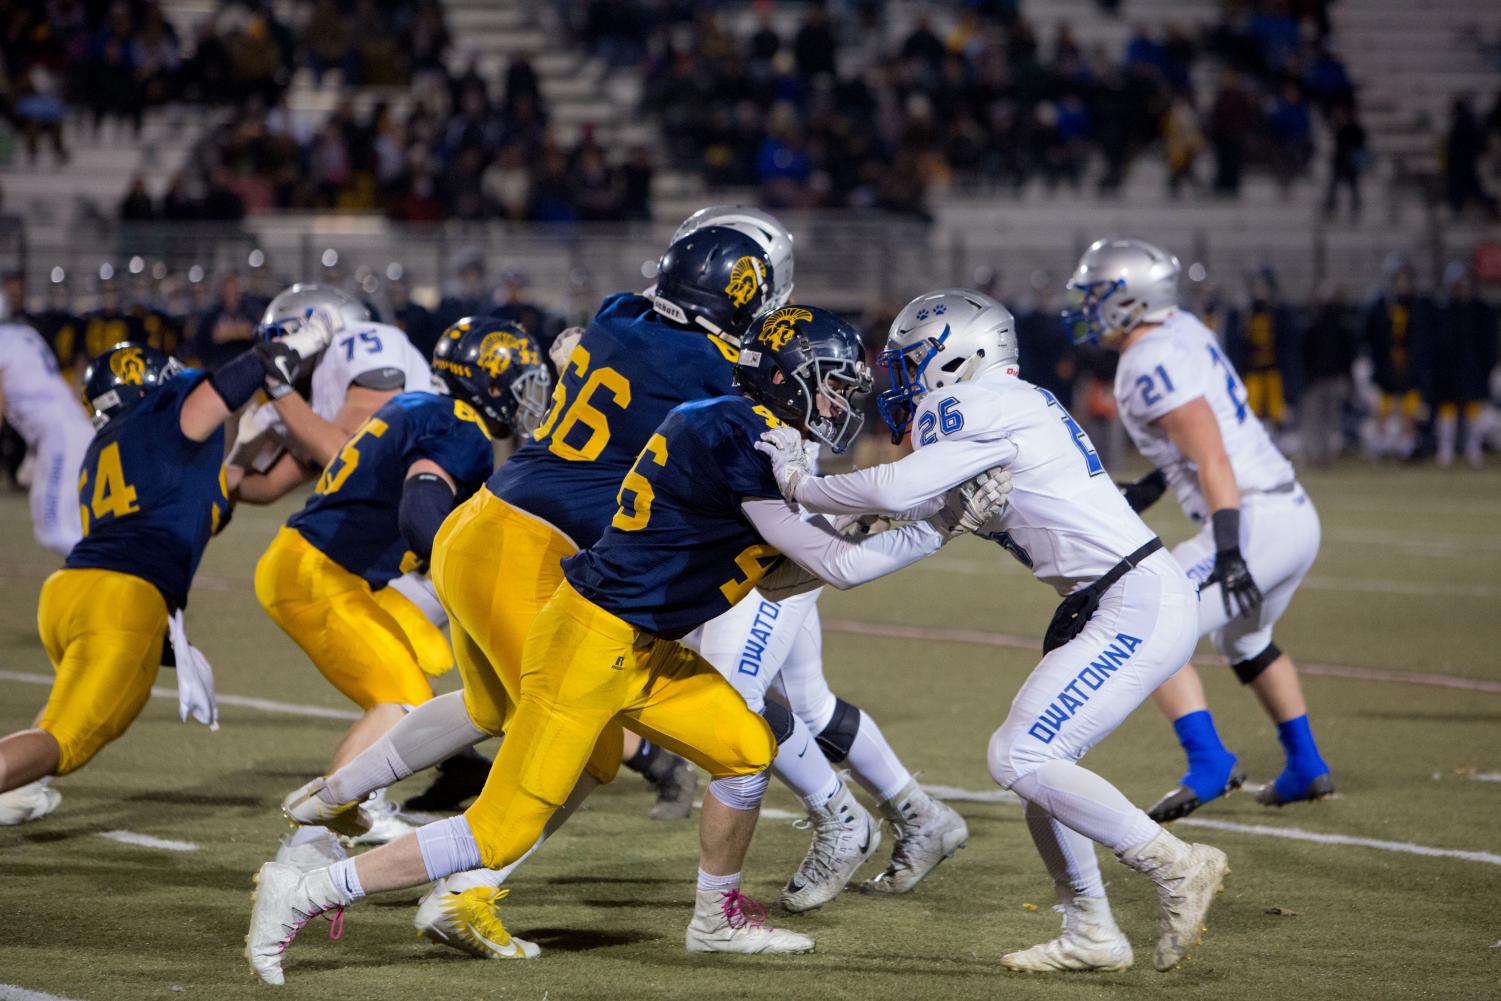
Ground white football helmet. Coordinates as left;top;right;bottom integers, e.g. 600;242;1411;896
672;205;794;308
260;283;370;340
877;288;1018;442
1064;237;1180;343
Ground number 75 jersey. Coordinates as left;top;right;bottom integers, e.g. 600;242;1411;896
1113;310;1294;525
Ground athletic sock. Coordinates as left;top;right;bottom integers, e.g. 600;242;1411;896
326;859;365;903
769;712;843;808
697;869;741;893
1173;709;1238;801
1271;714;1330;800
323;691;486;804
843;709;913;804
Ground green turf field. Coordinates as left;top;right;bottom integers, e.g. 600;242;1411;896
1;462;1498;1001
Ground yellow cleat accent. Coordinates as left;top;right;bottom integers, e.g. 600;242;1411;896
415;886;541;960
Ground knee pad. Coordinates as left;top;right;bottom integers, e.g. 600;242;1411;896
759;699;795;746
814;697;860;764
1232;642;1281;684
707;770;771;811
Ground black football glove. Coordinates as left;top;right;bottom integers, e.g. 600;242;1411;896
1202;508;1262;618
254;340;302;399
1117;469;1168;513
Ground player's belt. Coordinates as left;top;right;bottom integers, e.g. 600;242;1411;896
1243;480;1297;498
1042;537;1164;654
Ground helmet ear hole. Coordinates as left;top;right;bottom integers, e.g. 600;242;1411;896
940;356;966;373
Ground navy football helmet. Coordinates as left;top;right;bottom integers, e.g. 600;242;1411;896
82;342;181;428
651;225;774;344
733;305;872;453
432;317;552;438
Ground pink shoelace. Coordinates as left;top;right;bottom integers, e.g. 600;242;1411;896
278;905;345;955
720;890;770;931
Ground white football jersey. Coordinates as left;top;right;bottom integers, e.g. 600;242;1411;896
796;370;1156;595
1113;310;1294;524
0;322;91;445
255;320;431;440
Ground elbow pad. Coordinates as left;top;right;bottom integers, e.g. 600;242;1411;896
399;473;456;566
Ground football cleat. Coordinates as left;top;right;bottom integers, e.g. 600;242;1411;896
282;777;371;838
346;790;421;846
1001;894;1134;972
245;861;346;986
0;780;61;826
1117;832;1229;972
273;830;347;872
685;888;815;955
862;780;968;894
1256;771;1335;807
1146;766;1247;823
782;783;881;912
414;880;540;960
404;749;492;813
648;753;699;821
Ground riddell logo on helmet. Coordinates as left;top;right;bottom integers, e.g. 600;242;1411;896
757;307;813;350
725;256;765;308
109;347;147;384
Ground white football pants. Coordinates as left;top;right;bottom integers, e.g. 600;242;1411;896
30;415;91;557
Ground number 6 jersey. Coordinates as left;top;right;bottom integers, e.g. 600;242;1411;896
1113;311;1294;525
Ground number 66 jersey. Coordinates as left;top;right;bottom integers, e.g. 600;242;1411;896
1113;311;1294;525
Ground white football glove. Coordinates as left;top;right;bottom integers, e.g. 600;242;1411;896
754;425;811;501
168;610;219;731
281;306;341;359
928;467;1013;540
550;326;584;371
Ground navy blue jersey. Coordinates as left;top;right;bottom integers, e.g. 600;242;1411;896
65;371;229;610
489;293;737;549
563;395;787;640
289;392;495;586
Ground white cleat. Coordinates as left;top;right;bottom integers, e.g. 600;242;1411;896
414;879;540;959
0;780;61;826
862;779;968;894
1118;831;1229;971
781;783;881;912
281;777;370;838
345;790;421;846
273;829;348;872
1001;894;1134;972
686;888;814;955
245;862;346;986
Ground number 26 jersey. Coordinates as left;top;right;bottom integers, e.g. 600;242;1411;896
488;293;738;550
1113;310;1294;525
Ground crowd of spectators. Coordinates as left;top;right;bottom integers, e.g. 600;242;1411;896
582;0;1365;216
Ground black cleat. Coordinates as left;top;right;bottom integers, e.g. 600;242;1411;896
1256;771;1335;807
1146;767;1247;823
404;748;492;813
647;753;698;821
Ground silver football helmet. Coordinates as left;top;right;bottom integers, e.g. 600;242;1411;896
1064;237;1180;344
672;205;794;308
877;288;1018;442
260;283;370;340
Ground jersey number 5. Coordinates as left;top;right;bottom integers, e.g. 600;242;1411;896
534;345;632;462
317;418;389;495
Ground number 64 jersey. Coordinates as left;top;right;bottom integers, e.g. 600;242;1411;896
1113;311;1294;525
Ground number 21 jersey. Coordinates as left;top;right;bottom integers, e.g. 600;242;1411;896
1113;311;1294;524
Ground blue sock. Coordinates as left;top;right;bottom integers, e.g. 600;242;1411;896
1272;715;1330;800
1173;710;1238;801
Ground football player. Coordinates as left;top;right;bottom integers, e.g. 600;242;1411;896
242;319;545;866
275;224;777;959
247;306;1008;984
757;289;1229;973
1065;239;1333;819
0;297;95;556
0;330;327;824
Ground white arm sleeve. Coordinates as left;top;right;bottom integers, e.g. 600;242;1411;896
791;435;1018;516
741;498;944;590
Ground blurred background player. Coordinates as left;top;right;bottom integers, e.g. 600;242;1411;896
1362;257;1429;459
1066;238;1334;820
0;291;94;556
0;327;327;824
1427;262;1496;469
241;318;538;866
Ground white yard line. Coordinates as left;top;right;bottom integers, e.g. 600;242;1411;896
97;830;198;852
0;987;85;1001
1176;817;1501;867
820;620;1501;694
0;670;360;721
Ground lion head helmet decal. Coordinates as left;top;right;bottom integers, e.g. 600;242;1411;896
109;346;147;385
724;256;766;310
757;306;814;350
478;328;539;379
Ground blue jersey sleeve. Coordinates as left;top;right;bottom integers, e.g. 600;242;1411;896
405;399;496;499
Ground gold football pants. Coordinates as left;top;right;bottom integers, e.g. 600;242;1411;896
463;579;775;870
36;568;167;774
